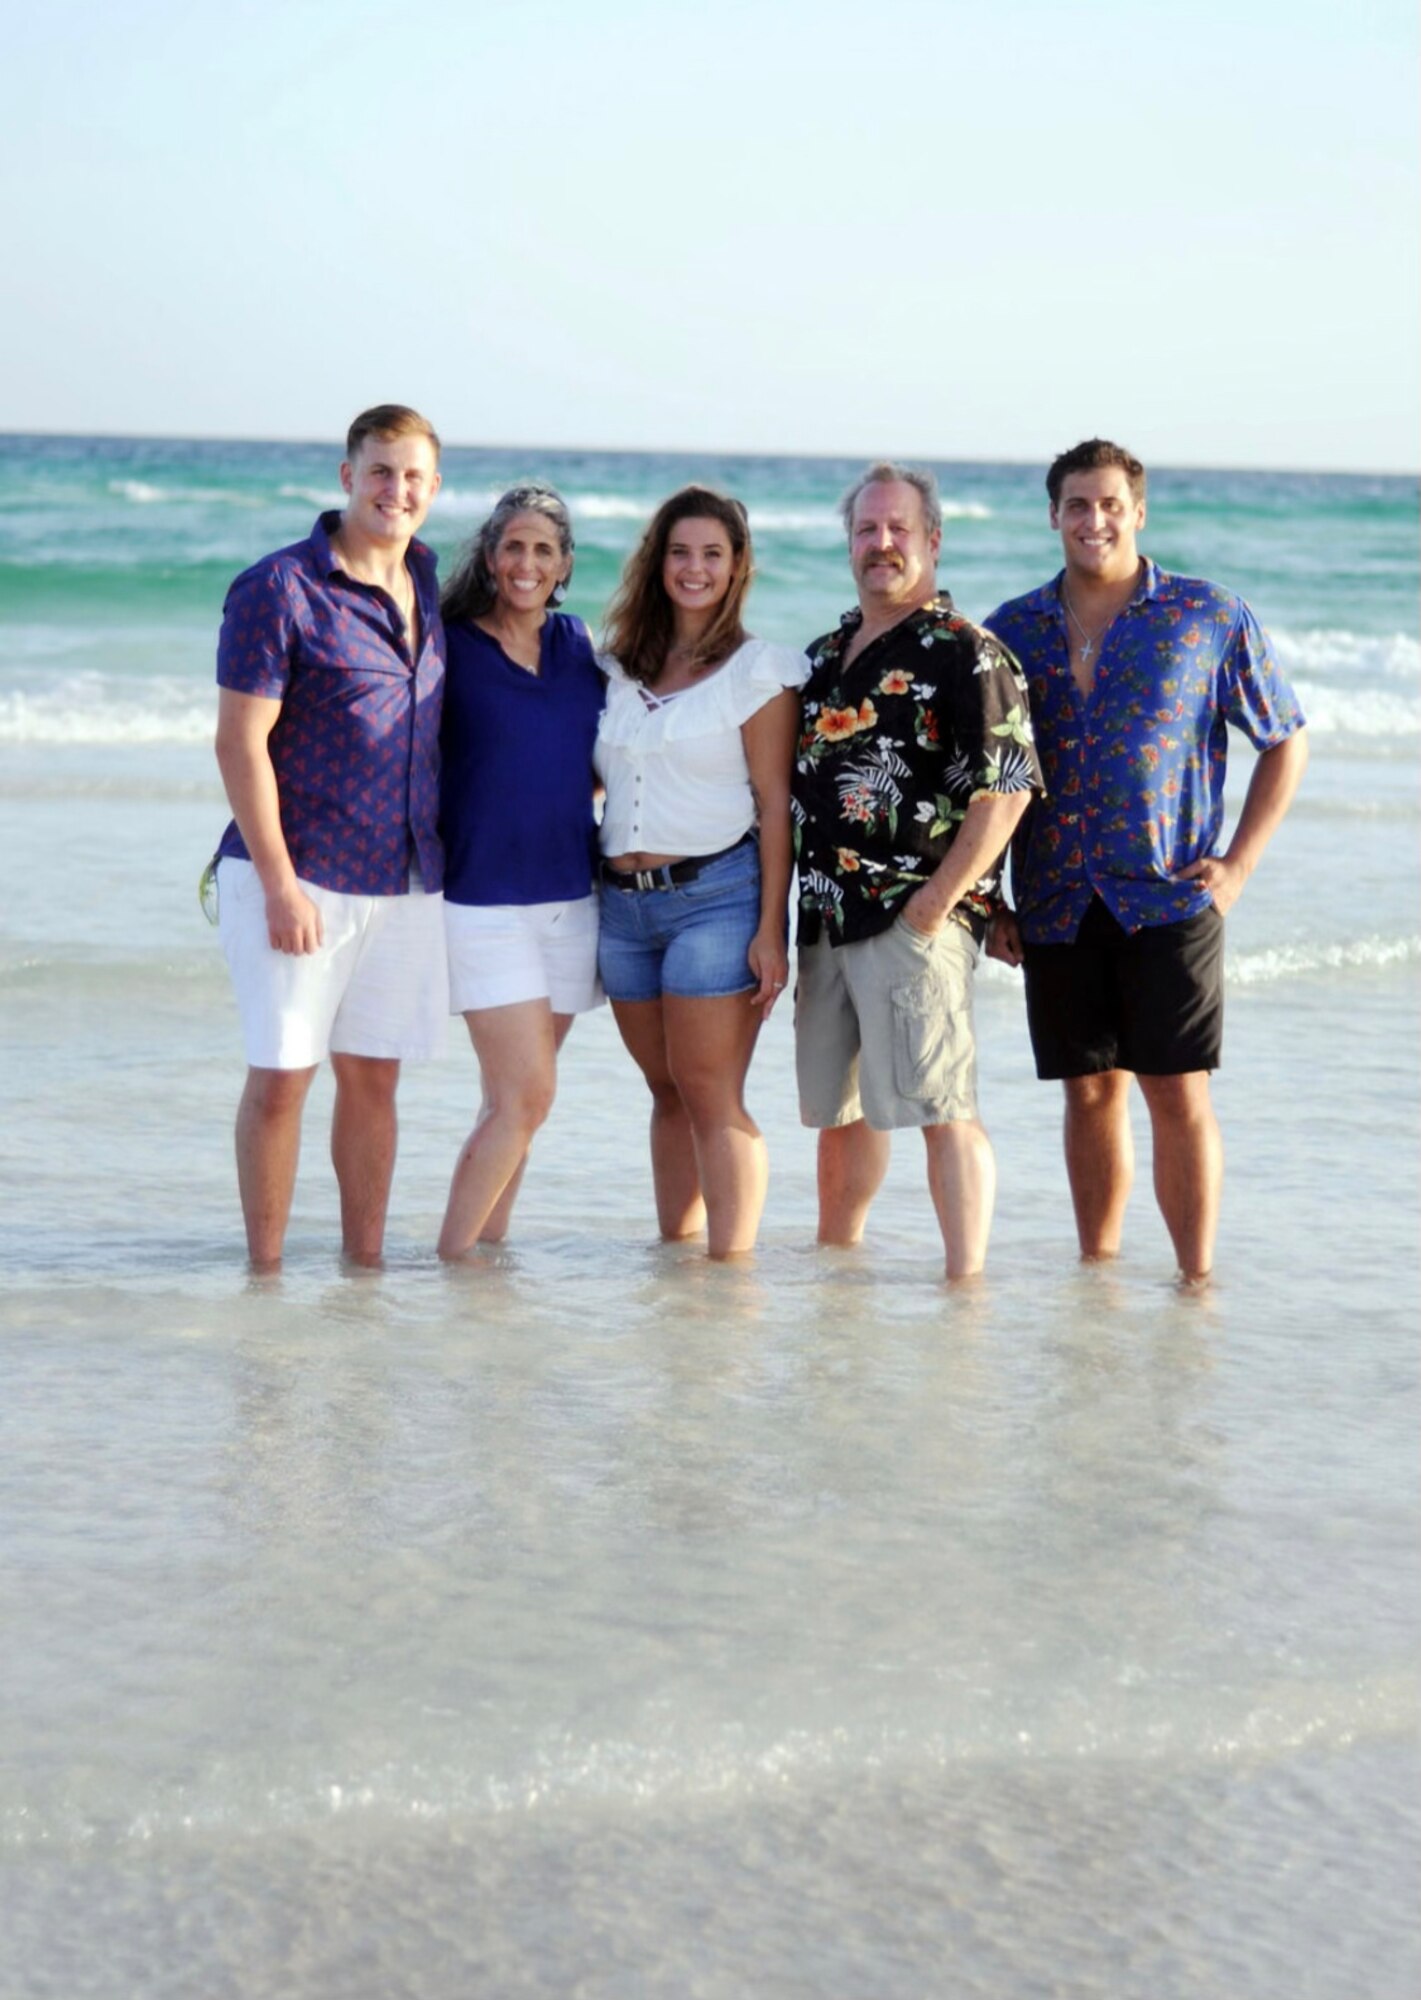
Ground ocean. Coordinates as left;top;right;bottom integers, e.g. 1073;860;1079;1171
1;433;1416;1997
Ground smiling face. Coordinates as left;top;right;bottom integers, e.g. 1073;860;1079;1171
489;509;571;616
339;432;442;551
1051;467;1146;586
661;515;738;621
849;480;941;615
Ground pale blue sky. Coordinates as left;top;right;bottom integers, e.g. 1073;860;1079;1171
3;0;1416;469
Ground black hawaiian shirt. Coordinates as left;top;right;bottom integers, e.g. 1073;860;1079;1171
792;594;1042;946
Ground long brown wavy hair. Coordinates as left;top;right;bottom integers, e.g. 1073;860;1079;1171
601;486;754;685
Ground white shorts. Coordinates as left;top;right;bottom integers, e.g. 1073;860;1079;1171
445;895;603;1015
218;858;450;1069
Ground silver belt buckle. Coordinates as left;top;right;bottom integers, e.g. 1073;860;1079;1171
634;867;658;891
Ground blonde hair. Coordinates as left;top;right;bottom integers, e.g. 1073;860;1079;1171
345;404;441;462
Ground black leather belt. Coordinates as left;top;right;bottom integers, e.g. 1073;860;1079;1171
600;832;755;893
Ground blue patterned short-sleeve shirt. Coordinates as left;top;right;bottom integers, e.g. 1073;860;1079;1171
985;561;1305;942
215;512;445;895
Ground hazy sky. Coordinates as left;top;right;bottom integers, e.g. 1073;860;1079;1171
4;0;1416;470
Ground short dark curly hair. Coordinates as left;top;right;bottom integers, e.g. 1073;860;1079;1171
1046;439;1146;508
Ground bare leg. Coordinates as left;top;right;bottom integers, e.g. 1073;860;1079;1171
438;1005;571;1259
662;992;768;1258
816;1120;892;1245
234;1063;318;1271
1062;1070;1135;1260
329;1053;401;1266
1137;1071;1222;1283
922;1119;996;1280
611;999;706;1241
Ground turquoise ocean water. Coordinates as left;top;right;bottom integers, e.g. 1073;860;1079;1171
0;434;1417;1996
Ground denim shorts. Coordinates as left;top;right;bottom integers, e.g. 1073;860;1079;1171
597;841;761;1002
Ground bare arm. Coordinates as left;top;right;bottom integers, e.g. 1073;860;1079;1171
214;687;324;953
901;790;1033;939
1176;728;1309;916
741;688;800;1016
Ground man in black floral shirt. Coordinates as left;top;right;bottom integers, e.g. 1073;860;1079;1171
792;463;1043;1279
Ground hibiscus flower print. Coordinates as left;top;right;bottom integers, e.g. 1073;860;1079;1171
814;705;862;742
878;669;912;696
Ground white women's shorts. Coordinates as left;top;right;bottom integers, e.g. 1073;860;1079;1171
218;858;449;1069
445;895;603;1015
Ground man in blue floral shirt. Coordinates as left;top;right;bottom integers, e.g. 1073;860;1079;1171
985;438;1308;1285
792;462;1043;1280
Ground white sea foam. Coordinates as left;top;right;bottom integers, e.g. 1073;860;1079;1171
1286;679;1419;736
107;478;262;509
1272;625;1420;684
277;482;343;508
0;676;214;745
427;493;995;533
108;478;165;503
1227;933;1420;985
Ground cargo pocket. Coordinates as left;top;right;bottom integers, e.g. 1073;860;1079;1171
890;944;971;1105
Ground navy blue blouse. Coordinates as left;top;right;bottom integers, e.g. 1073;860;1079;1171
440;612;605;907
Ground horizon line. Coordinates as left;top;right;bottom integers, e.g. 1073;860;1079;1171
0;426;1416;483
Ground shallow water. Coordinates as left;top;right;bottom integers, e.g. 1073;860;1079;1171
1;441;1417;1995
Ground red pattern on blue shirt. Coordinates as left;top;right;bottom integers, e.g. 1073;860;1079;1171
985;561;1305;942
215;513;445;895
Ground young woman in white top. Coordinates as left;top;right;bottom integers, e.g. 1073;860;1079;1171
596;487;809;1258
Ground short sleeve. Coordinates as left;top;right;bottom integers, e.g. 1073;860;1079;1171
727;639;811;724
946;627;1042;799
216;561;297;700
1220;601;1306;749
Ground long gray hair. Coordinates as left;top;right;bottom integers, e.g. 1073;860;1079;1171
441;481;575;624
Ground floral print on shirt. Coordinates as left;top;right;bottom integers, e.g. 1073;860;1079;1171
792;595;1042;946
985;562;1305;942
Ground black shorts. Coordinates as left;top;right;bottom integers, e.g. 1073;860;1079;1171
1022;896;1225;1080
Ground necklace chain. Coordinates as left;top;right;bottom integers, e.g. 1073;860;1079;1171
1061;588;1118;664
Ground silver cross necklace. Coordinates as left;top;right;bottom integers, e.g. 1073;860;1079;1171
1061;589;1116;664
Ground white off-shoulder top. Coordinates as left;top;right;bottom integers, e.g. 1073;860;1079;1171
595;637;811;857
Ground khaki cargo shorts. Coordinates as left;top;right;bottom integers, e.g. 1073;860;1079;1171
795;918;981;1130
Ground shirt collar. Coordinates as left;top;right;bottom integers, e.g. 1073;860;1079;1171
837;589;957;634
311;509;439;596
1034;557;1164;619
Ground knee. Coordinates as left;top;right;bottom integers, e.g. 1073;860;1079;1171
646;1076;687;1118
666;1052;741;1121
500;1074;556;1135
243;1066;315;1120
331;1056;400;1112
1066;1072;1128;1117
925;1118;991;1165
1139;1073;1213;1127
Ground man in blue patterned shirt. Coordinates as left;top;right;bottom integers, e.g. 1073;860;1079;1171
985;439;1308;1285
213;405;447;1270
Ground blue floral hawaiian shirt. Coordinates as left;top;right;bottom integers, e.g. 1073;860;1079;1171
215;513;445;895
985;561;1305;943
793;594;1042;946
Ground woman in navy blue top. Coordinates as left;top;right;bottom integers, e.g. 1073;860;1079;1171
437;483;605;1259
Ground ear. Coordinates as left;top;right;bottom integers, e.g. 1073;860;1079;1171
339;460;354;496
1048;501;1060;529
1135;498;1147;532
929;527;942;563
